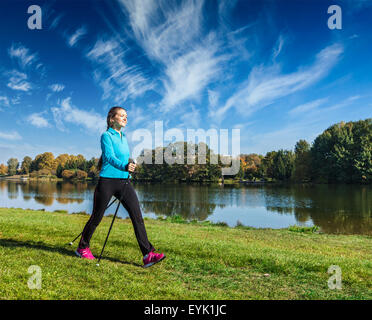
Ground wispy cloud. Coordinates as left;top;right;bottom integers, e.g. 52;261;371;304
28;113;50;128
272;34;285;61
5;70;32;91
48;84;65;92
0;131;22;141
0;96;10;108
161;36;225;110
86;36;154;104
211;43;344;122
119;0;227;111
8;43;40;70
67;26;88;47
289;97;329;117
51;97;106;133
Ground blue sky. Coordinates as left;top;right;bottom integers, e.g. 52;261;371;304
0;0;371;164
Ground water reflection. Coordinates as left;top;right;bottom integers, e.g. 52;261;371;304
0;180;371;235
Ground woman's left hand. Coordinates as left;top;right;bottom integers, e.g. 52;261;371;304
128;163;137;173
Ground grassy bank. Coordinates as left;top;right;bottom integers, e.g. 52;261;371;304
0;207;371;300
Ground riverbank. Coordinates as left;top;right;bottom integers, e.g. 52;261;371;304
0;207;371;299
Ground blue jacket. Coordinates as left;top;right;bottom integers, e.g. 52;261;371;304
99;127;130;179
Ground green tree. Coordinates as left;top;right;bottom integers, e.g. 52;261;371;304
293;140;312;182
311;119;372;183
7;158;19;175
20;156;32;174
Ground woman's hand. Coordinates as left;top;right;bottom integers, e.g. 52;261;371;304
128;162;137;173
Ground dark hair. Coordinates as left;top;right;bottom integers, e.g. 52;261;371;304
97;106;126;171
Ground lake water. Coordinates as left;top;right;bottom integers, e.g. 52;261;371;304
0;180;371;235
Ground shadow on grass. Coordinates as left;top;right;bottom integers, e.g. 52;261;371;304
0;238;142;267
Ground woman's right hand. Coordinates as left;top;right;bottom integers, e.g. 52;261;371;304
128;162;137;173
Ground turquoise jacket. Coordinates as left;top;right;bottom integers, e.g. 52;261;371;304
99;127;130;179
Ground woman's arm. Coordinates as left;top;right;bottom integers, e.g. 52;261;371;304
100;133;127;171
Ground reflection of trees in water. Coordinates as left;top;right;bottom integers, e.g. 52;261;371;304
7;181;19;199
135;183;224;221
19;182;31;201
56;197;84;204
0;181;7;192
5;180;95;206
263;184;372;235
141;200;217;221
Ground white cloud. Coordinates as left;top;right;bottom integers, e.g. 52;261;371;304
0;96;10;108
28;113;50;128
161;39;225;110
48;84;65;92
67;26;87;47
86;37;154;103
6;70;32;92
272;34;285;61
119;0;227;111
211;43;344;122
289;98;329;117
8;43;39;69
51;97;106;133
208;90;219;109
0;131;22;141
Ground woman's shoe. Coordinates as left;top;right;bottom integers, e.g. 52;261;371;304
143;251;166;268
75;247;95;260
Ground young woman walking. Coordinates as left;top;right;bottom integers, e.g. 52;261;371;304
75;106;165;268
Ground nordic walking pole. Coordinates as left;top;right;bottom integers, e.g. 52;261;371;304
68;197;118;246
95;192;123;267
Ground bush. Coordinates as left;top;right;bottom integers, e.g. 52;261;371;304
62;170;75;180
76;170;88;180
38;168;52;176
29;171;38;178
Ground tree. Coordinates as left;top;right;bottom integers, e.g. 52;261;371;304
88;165;99;179
21;156;32;174
293;140;312;182
7;158;19;176
311;119;372;183
55;154;70;168
0;164;8;176
32;152;56;171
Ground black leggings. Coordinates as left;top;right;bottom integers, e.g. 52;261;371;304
78;177;155;256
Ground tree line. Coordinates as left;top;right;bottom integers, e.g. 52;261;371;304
0;119;370;183
0;153;100;180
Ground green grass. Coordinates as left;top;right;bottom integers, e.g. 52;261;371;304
0;208;371;300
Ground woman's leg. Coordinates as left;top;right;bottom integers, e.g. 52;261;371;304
78;178;115;249
117;181;155;256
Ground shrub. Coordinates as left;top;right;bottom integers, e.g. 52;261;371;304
62;170;75;180
76;170;88;180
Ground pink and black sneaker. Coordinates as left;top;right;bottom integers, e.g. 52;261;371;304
143;250;166;268
75;247;95;260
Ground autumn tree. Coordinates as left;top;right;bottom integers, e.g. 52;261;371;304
0;164;8;176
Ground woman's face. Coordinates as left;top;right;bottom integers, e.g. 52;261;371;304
111;109;127;129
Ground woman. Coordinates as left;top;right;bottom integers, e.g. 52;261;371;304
75;106;165;268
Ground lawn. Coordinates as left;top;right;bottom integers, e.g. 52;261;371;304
0;207;371;299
